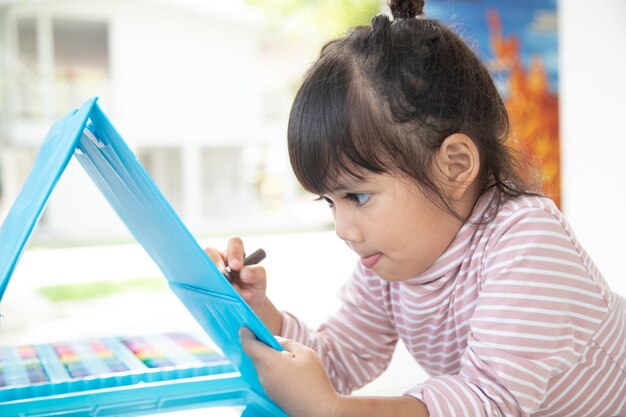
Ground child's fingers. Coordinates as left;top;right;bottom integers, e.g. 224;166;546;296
239;327;273;360
226;236;245;270
239;265;266;284
240;327;292;362
204;247;227;270
277;337;307;358
235;285;254;301
239;326;256;344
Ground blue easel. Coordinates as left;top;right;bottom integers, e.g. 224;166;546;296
0;98;288;417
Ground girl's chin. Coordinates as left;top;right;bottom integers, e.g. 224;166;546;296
372;263;425;282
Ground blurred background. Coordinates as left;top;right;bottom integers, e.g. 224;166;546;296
0;0;624;410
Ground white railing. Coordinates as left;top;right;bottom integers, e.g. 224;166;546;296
4;73;111;122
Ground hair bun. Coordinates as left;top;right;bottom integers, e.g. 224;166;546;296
389;0;425;20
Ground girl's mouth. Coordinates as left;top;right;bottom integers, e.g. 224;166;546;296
360;252;383;269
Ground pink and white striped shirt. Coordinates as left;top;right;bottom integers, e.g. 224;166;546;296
281;189;626;416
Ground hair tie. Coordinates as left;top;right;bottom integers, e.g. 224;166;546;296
389;0;425;21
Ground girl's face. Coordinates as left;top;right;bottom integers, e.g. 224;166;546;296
321;172;464;281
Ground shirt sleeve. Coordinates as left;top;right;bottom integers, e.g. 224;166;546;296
280;265;399;394
405;204;609;416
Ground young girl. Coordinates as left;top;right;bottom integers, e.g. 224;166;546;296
206;1;626;416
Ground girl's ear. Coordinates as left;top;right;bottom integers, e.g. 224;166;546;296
434;133;480;201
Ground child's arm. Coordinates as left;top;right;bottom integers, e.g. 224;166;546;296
240;328;429;417
334;396;429;417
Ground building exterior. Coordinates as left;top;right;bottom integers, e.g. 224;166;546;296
0;0;315;242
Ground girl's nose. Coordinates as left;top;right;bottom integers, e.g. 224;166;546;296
333;209;362;243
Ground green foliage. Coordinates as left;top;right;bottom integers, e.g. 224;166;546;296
37;278;167;302
247;0;382;40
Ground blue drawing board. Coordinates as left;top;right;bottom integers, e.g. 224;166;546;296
0;97;288;417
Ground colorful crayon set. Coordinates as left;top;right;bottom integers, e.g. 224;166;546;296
51;338;129;378
0;331;234;401
121;331;221;369
0;344;49;387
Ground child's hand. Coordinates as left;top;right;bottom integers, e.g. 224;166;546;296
240;327;340;417
204;236;268;306
204;237;283;335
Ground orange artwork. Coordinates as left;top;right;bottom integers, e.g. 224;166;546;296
486;9;561;206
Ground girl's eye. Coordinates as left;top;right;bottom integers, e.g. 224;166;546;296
319;196;334;207
345;193;370;206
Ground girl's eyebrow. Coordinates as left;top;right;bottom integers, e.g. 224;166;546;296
328;181;367;194
328;185;351;194
327;172;374;193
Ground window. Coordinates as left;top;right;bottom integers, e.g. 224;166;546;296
201;147;244;216
52;18;109;114
17;18;38;73
15;17;40;118
12;16;111;118
137;147;183;213
53;18;109;78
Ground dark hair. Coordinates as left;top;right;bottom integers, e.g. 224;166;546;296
287;0;539;219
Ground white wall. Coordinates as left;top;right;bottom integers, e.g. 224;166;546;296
109;1;264;146
559;0;626;295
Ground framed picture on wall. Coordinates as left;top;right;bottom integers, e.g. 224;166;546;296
429;0;560;205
